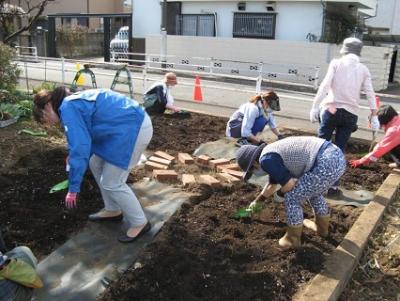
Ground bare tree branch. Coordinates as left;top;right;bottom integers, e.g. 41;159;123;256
2;0;49;44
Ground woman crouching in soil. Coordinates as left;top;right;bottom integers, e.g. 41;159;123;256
350;104;400;169
33;87;153;243
236;136;346;248
226;91;283;146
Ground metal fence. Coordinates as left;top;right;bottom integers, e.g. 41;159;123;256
233;13;276;39
111;51;321;90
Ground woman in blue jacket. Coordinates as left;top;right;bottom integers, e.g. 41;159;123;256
226;91;283;146
33;87;153;243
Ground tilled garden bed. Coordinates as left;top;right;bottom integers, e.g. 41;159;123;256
0;112;392;299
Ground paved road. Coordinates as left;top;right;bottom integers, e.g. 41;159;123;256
17;58;400;141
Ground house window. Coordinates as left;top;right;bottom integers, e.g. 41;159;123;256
233;13;276;39
176;14;215;37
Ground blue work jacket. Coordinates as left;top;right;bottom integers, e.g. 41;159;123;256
59;89;145;192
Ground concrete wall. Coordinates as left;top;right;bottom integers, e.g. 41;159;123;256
180;1;323;41
395;56;400;83
132;0;161;38
146;35;393;91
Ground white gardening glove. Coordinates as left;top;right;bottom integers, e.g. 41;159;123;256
309;108;320;123
370;115;380;131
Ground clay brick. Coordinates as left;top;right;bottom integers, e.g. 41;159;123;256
148;156;172;167
152;170;178;182
154;151;175;162
178;153;194;164
216;163;240;171
145;161;168;171
222;169;244;179
181;174;196;186
198;175;221;188
209;158;230;169
218;172;241;184
196;155;212;166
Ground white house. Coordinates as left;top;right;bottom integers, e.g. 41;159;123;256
132;0;377;42
365;0;400;35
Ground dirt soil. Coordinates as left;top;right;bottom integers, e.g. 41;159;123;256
0;112;393;299
0;113;227;258
340;195;400;301
98;116;392;301
99;184;362;301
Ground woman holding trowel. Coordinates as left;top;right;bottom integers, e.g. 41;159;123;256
226;91;284;146
235;136;346;249
33;87;153;243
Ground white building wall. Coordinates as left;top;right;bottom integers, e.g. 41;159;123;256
366;0;400;35
274;2;323;41
132;0;161;38
181;1;323;41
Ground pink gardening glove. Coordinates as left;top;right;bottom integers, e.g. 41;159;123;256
65;192;77;209
349;157;370;168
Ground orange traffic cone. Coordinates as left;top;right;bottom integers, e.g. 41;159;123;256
193;75;203;102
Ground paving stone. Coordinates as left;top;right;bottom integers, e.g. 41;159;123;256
154;151;175;162
178;153;195;164
145;161;169;171
196;155;212;166
221;168;244;179
209;158;230;169
153;170;178;182
198;175;221;188
218;172;241;184
148;156;172;167
216;163;240;171
181;174;196;186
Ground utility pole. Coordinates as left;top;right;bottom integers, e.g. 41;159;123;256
160;0;167;69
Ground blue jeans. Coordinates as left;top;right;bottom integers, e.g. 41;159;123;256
318;108;357;187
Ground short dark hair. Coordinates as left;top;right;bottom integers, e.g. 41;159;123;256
377;105;398;126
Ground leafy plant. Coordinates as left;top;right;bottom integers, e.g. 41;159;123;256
0;101;32;120
32;82;56;94
0;42;20;93
232;203;265;219
56;25;88;58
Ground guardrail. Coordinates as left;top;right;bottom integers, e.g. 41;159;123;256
111;51;321;91
15;46;39;62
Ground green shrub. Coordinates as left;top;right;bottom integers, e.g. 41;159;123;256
0;42;21;93
32;82;57;94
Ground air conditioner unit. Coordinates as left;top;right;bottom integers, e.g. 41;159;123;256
266;1;275;11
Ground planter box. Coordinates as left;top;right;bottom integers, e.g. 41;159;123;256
0;117;18;128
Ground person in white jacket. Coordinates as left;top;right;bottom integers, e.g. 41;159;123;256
309;37;379;197
226;91;283;146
